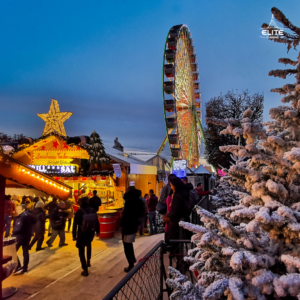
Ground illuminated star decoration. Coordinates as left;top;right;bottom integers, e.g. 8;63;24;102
37;99;73;137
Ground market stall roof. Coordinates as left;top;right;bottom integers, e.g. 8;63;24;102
128;154;157;162
13;135;59;160
193;165;211;175
204;165;213;173
187;167;195;174
105;147;150;167
0;153;72;200
126;153;170;172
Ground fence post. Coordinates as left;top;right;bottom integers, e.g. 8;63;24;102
160;243;164;300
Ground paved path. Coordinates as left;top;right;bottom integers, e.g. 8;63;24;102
3;232;164;300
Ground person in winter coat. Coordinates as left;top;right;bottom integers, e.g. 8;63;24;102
12;194;20;204
182;177;199;209
4;195;16;238
121;186;144;272
44;197;58;213
44;197;58;236
29;201;47;251
24;198;33;210
12;205;37;274
65;198;75;232
147;189;158;235
73;197;99;277
21;196;27;204
89;190;102;212
13;196;23;219
73;190;79;203
162;177;190;242
195;183;212;197
78;188;89;206
46;202;68;247
159;174;176;204
181;177;194;190
32;197;40;208
137;195;147;236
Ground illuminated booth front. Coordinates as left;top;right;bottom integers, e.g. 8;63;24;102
0;153;72;298
12;134;122;205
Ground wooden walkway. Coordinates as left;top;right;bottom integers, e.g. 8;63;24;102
3;232;164;300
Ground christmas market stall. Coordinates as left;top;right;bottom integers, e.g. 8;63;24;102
125;152;171;195
0;153;72;298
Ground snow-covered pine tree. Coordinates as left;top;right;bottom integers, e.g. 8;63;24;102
167;107;300;299
166;8;300;299
211;154;249;210
211;179;248;210
88;130;109;166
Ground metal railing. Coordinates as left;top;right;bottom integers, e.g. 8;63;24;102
168;240;196;283
102;240;195;300
102;240;168;300
103;197;208;299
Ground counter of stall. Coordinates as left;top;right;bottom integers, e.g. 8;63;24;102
62;175;125;239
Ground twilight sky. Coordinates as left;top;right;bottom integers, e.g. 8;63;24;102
0;0;300;155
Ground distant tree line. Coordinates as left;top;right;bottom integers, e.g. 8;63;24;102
0;132;25;143
204;90;264;170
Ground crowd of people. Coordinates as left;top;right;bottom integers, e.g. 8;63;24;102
120;175;212;272
3;190;99;276
3;176;212;276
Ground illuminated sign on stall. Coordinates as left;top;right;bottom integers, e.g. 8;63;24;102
32;150;89;165
28;165;76;174
172;160;187;178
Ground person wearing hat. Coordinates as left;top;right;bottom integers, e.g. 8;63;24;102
46;201;69;247
12;204;37;274
29;201;47;251
65;198;75;232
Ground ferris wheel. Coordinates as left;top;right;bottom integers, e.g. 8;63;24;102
158;24;205;169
